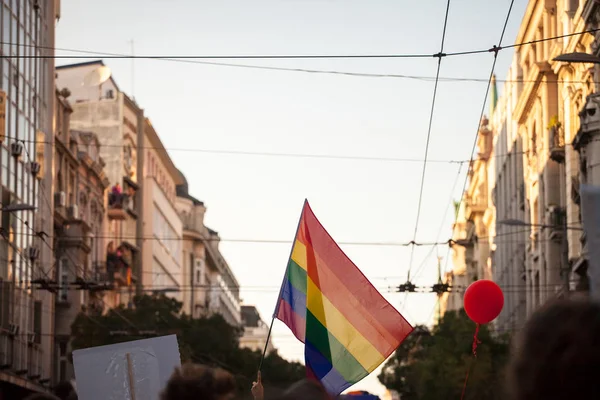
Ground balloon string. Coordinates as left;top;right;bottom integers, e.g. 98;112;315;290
461;323;481;400
472;323;481;357
460;368;471;400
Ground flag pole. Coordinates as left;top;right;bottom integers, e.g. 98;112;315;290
258;199;307;374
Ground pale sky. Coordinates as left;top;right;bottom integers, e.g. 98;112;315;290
57;0;527;396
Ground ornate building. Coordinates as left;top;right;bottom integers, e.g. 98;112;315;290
513;0;594;320
564;0;600;293
141;119;185;301
52;90;109;384
445;95;497;317
445;0;596;332
55;62;143;308
491;60;528;333
240;305;274;354
175;173;241;326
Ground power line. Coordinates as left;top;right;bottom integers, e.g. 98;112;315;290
5;135;538;165
8;221;554;246
412;162;464;282
407;0;452;282
455;0;516;250
2;27;599;62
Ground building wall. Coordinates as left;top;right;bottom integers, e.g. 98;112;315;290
240;306;274;354
445;0;596;333
0;1;57;395
491;62;528;333
175;176;242;325
53;65;142;310
142;120;183;299
52;99;109;383
556;0;596;291
55;63;118;104
513;0;573;319
142;178;183;297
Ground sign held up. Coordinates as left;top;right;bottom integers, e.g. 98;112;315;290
73;335;181;400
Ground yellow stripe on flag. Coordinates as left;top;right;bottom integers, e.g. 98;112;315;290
291;240;308;271
306;277;385;371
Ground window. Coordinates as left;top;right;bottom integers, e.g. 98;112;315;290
195;259;204;285
33;300;41;344
58;340;68;382
153;207;181;264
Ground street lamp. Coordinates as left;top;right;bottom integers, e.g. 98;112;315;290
497;219;583;231
1;203;36;212
553;52;600;64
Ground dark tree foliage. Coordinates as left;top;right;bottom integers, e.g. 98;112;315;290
378;310;510;400
70;294;304;396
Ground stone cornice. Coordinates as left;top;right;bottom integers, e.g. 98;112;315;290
514;62;549;124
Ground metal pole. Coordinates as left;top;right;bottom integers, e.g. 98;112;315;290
258;199;307;374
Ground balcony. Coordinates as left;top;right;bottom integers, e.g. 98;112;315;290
88;262;114;292
465;198;487;214
107;192;136;220
107;247;137;287
549;125;565;163
571;176;581;205
548;206;566;242
0;331;13;369
27;342;42;380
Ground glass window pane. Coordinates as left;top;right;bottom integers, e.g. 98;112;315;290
2;7;9;57
11;14;16;56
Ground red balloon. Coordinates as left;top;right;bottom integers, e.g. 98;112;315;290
463;280;504;324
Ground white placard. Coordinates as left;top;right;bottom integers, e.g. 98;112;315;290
581;184;600;301
73;335;181;400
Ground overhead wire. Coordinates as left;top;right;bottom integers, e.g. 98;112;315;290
3;5;593;336
1;26;598;62
15;147;139;332
412;162;464;282
407;0;452;282
2;135;541;165
454;0;516;261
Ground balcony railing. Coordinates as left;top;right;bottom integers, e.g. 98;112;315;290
107;250;136;287
549;126;565;163
548;206;566;241
0;332;13;368
107;193;136;220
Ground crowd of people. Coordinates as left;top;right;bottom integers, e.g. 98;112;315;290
21;297;600;400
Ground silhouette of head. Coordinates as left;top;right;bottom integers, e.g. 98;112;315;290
509;298;600;400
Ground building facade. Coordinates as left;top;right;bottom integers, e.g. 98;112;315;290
56;62;142;308
491;61;528;333
445;106;497;316
565;0;600;293
240;305;274;353
175;174;242;326
0;1;59;397
52;89;109;384
514;0;568;318
444;0;596;332
141;119;184;299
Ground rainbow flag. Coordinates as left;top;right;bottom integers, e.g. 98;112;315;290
275;201;413;395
